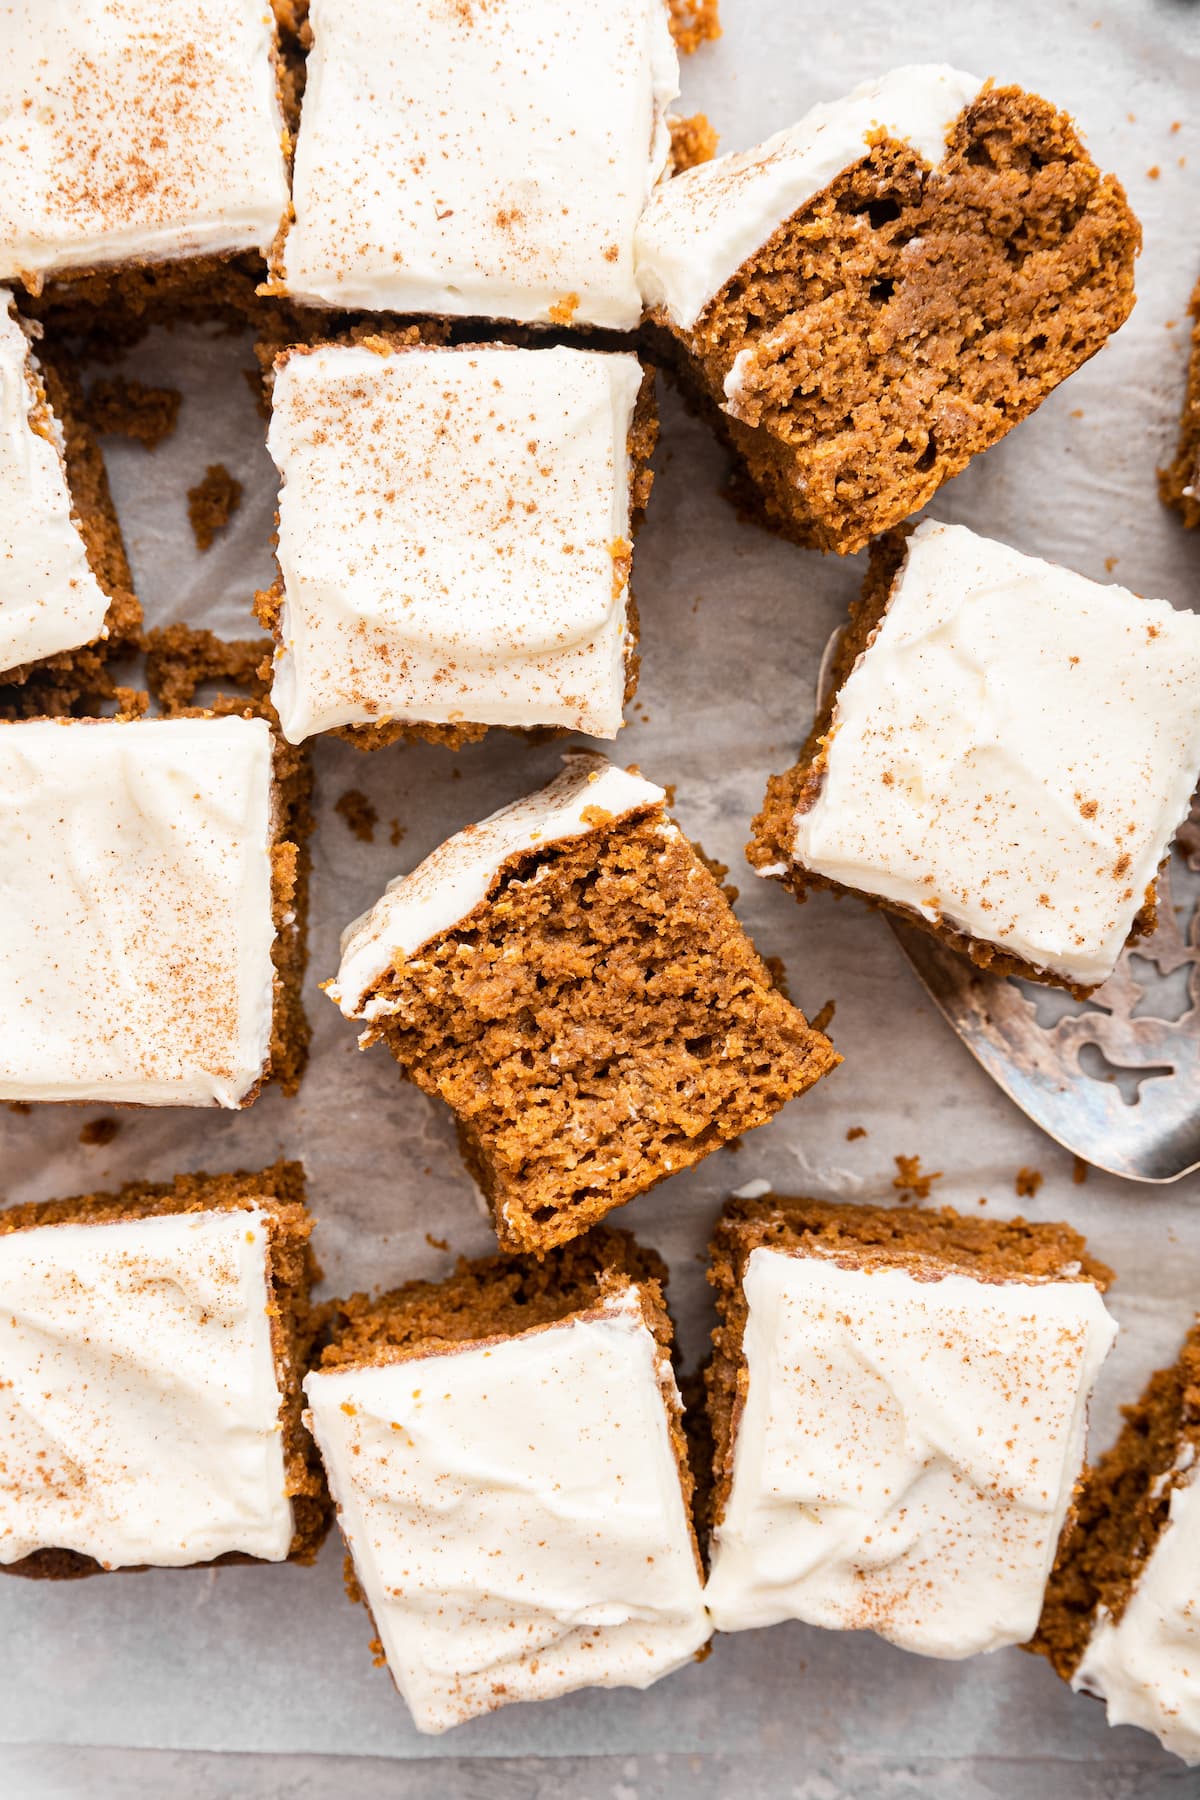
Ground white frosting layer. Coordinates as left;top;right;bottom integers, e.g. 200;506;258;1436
0;717;278;1106
281;0;678;325
636;65;982;331
0;0;289;283
704;1247;1116;1655
330;753;664;1019
789;519;1200;987
0;1208;293;1568
1074;1463;1200;1763
0;296;108;675
304;1287;708;1733
268;343;642;744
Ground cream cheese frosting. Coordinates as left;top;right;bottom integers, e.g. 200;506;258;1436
278;0;678;325
1074;1464;1200;1763
268;343;643;744
303;1287;709;1733
0;1207;293;1568
704;1247;1116;1655
0;716;278;1106
0;0;289;285
0;296;109;675
787;519;1200;987
636;64;982;332
330;753;665;1021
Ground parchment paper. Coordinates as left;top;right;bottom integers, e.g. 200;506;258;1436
2;0;1198;1781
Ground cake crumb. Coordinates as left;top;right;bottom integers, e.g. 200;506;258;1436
1015;1166;1043;1198
548;292;580;325
187;463;243;552
79;1118;120;1147
425;1232;450;1252
670;112;719;173
667;0;721;53
1147;165;1161;180
1073;1155;1090;1185
1104;556;1118;573
846;1125;867;1141
389;819;406;847
893;1154;942;1203
335;788;378;844
343;1553;364;1606
85;377;181;449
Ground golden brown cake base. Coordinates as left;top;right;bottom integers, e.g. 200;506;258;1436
1160;279;1200;529
256;332;657;749
749;531;1158;1001
0;346;139;712
658;84;1138;556
357;803;837;1255
704;1191;1113;1539
1031;1321;1200;1680
0;1161;331;1580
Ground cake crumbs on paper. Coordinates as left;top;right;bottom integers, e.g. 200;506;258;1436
846;1125;867;1142
1073;1155;1090;1185
425;1232;450;1252
389;818;406;848
670;111;719;172
1015;1166;1043;1198
79;1118;120;1147
187;463;243;551
667;0;720;52
335;788;378;844
85;376;181;448
893;1154;942;1203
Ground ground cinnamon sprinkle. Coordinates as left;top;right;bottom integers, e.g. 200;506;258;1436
335;788;378;844
893;1154;943;1203
187;463;243;551
1015;1166;1044;1198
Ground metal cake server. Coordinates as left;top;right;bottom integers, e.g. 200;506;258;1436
814;633;1200;1182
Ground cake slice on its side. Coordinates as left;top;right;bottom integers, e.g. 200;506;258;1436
260;338;656;748
304;1228;710;1733
702;1191;1117;1658
0;1162;329;1579
636;66;1139;555
750;519;1200;996
0;713;310;1107
0;293;137;712
1160;279;1200;529
1031;1322;1200;1765
328;753;838;1253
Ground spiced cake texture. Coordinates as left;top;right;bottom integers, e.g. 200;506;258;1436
644;81;1138;555
0;343;139;712
0;1161;330;1578
1160;279;1200;528
1032;1322;1200;1682
705;1191;1113;1540
749;521;1199;997
330;759;837;1254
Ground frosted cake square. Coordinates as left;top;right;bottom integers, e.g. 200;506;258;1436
274;0;678;327
261;340;655;746
751;519;1200;995
0;714;309;1107
703;1192;1116;1658
304;1229;709;1732
0;1162;328;1578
